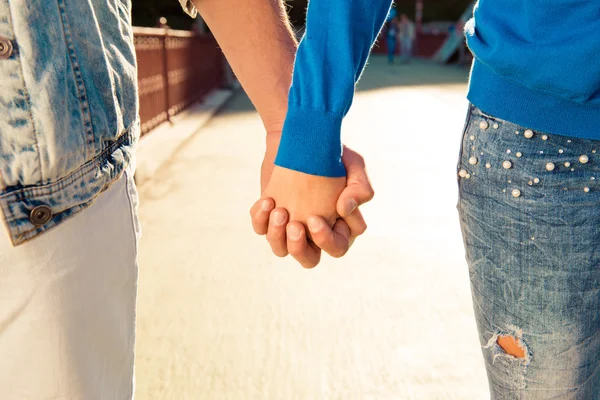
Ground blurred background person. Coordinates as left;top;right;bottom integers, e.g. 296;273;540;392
386;16;399;64
399;13;416;62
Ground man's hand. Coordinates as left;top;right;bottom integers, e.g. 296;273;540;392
262;166;346;227
250;145;374;268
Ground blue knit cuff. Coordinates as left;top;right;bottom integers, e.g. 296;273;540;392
274;106;346;177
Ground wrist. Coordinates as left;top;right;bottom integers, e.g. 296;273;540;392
274;106;345;177
262;105;288;135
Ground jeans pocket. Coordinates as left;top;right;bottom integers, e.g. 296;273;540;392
456;104;475;173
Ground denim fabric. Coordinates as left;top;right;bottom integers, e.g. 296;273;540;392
458;105;600;398
386;37;396;63
0;1;193;245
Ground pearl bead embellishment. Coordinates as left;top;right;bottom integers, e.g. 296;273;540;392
512;189;521;198
479;121;489;130
516;152;522;158
503;160;512;169
542;135;548;140
524;129;534;139
584;187;590;193
459;169;467;178
469;156;478;165
546;162;555;171
493;123;499;129
579;155;589;164
534;178;540;184
485;163;491;169
564;162;571;167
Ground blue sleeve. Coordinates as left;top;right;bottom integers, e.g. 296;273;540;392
274;0;394;177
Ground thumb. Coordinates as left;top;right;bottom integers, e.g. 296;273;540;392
337;146;375;217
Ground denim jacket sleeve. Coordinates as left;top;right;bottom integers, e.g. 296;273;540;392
0;1;138;245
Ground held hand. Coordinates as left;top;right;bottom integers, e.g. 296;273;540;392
253;165;345;269
251;146;374;268
261;165;346;229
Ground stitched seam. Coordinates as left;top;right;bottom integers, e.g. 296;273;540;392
5;3;44;183
124;170;139;251
56;0;95;158
15;203;86;244
0;189;18;244
0;129;132;202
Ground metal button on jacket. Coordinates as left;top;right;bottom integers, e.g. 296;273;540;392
29;205;52;226
0;37;13;59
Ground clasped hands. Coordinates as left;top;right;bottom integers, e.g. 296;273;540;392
250;132;374;268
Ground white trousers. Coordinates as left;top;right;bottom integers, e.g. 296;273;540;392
0;171;140;399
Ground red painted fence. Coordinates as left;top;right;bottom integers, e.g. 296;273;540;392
133;27;225;135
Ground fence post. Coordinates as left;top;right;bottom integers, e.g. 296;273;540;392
161;29;171;123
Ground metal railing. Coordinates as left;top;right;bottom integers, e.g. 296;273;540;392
133;27;225;135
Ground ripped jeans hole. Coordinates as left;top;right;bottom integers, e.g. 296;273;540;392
484;325;531;366
497;336;526;359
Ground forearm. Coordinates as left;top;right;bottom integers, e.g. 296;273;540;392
190;0;297;131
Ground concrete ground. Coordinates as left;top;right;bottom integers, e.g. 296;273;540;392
134;57;490;400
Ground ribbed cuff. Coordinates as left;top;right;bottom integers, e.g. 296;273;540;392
274;106;346;177
468;60;600;140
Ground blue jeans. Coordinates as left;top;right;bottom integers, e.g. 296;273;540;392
458;104;600;398
386;36;397;63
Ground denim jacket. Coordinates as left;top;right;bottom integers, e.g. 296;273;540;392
0;0;196;245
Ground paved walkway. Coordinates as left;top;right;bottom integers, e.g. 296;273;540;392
134;57;489;400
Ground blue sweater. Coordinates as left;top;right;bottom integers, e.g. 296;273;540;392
275;0;393;177
466;1;600;140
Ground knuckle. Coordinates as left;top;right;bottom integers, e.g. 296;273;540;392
355;152;365;164
330;248;347;258
274;249;288;258
254;209;269;225
249;202;259;216
365;187;375;202
266;228;284;242
301;261;317;269
308;232;326;247
289;246;303;258
356;222;368;235
252;220;268;235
